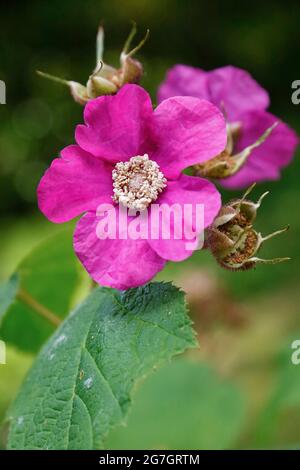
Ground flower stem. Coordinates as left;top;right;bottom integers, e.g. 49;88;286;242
17;288;62;327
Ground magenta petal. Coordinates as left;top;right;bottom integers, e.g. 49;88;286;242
152;97;227;180
221;110;299;189
158;65;269;123
158;64;209;103
73;210;166;289
37;145;113;223
148;175;221;261
75;84;154;163
207;66;270;122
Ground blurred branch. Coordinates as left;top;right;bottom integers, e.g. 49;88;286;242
17;288;62;327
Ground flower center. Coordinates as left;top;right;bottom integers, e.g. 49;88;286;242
112;154;167;211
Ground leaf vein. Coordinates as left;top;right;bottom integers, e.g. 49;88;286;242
83;346;123;414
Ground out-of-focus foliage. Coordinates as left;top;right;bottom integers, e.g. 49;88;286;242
0;230;82;353
0;0;300;450
106;358;245;450
0;347;32;446
0;274;18;320
254;335;300;447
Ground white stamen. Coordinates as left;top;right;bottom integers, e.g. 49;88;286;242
112;154;167;211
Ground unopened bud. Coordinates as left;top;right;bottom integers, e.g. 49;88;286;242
194;123;277;179
206;184;290;270
120;55;144;85
86;63;118;97
37;22;149;104
119;24;149;86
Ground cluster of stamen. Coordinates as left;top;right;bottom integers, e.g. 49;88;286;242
112;154;167;211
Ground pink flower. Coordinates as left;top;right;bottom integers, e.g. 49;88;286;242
38;85;226;289
159;65;298;189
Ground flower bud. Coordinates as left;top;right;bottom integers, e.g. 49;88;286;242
86;66;119;98
118;22;147;86
120;55;144;85
206;184;290;270
194;122;277;179
69;81;90;105
37;22;149;104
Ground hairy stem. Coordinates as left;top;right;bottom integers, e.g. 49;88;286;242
17;288;62;327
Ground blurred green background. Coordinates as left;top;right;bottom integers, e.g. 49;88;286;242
1;0;300;449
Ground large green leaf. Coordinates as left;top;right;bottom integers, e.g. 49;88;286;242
0;230;81;353
7;283;197;450
106;358;245;450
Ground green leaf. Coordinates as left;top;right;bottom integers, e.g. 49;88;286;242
0;274;19;321
7;283;197;450
106;358;245;450
0;230;81;353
